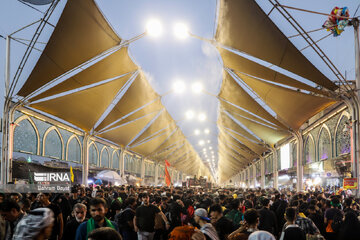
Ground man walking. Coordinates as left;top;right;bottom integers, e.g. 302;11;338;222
134;192;169;240
0;200;25;240
75;198;118;240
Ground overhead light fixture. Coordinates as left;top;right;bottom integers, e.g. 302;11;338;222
207;140;211;143
204;128;210;134
194;129;200;135
185;110;195;120
191;82;203;94
199;140;205;146
198;113;206;121
146;19;163;37
172;80;186;94
173;22;189;39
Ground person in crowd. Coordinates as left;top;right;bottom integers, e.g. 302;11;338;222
76;198;118;240
1;184;360;239
307;204;325;236
63;203;87;240
193;208;219;240
337;211;360;240
228;209;259;240
209;204;236;240
324;197;342;240
134;192;169;240
343;197;359;216
257;198;278;237
248;231;275;240
116;197;137;240
294;205;320;236
9;193;21;203
280;207;306;240
38;193;64;240
225;198;243;227
0;199;26;240
168;194;187;231
87;227;122;240
168;225;206;240
12;208;54;240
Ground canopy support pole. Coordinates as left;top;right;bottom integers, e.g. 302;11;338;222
353;18;360;196
272;148;278;189
154;164;159;186
140;158;145;180
120;148;125;178
294;131;304;192
1;36;11;184
260;157;265;188
81;133;89;186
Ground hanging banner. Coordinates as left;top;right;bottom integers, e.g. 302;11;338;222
343;178;357;189
164;160;172;186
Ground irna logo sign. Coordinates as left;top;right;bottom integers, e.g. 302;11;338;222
34;172;71;182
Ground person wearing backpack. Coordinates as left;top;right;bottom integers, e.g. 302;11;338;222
324;197;342;240
115;197;137;240
279;207;306;240
225;199;243;227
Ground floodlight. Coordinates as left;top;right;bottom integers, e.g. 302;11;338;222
146;19;163;37
173;80;186;94
185;110;195;120
191;82;203;94
198;113;206;121
173;22;189;39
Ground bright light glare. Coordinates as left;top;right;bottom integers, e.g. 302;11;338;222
146;19;163;37
207;140;211;143
191;82;203;94
314;177;322;185
209;146;212;150
202;148;206;151
173;80;186;94
194;129;200;135
198;113;206;121
185;110;195;120
204;128;210;134
173;22;189;39
199;140;205;146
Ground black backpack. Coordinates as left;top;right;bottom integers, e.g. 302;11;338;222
115;207;134;229
331;210;343;233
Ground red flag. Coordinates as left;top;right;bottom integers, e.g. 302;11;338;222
165;159;171;167
165;166;172;186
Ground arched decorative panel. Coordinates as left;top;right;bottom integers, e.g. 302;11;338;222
304;134;315;165
318;125;331;160
43;127;63;159
66;135;81;163
14;117;38;154
335;114;351;156
88;142;99;166
112;150;120;169
100;147;110;168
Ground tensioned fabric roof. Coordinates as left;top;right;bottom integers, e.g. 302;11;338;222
17;0;211;179
215;0;339;182
215;0;338;91
15;0;340;182
18;0;122;97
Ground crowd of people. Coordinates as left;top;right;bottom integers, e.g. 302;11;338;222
1;185;360;240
